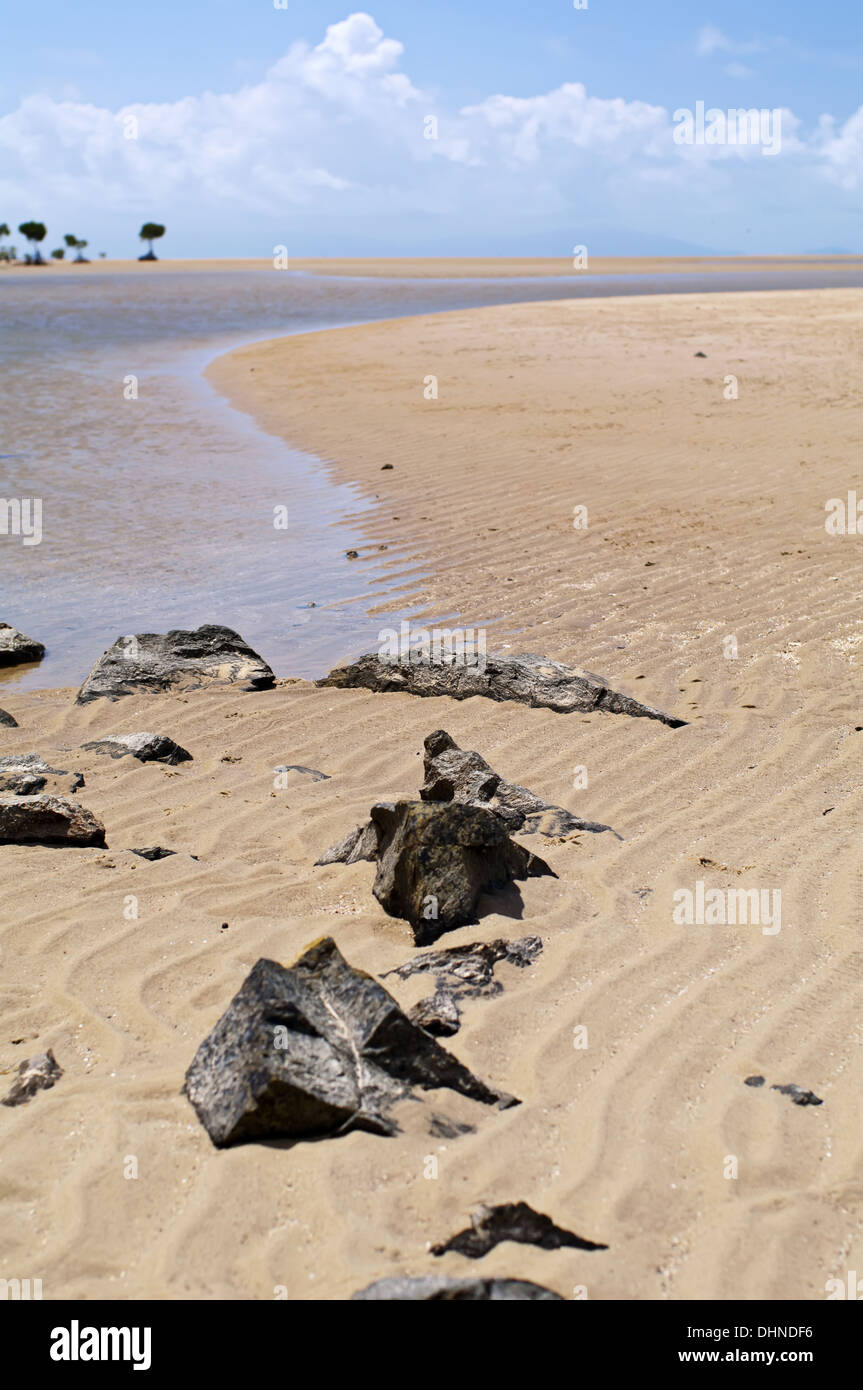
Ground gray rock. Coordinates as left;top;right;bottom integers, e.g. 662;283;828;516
183;937;516;1148
432;1202;608;1258
0;753;84;796
0;794;105;846
82;733;192;765
76;624;275;703
352;1275;564;1301
384;935;542;1037
129;846;176;861
319;650;685;726
2;1050;63;1107
370;801;554;945
0;709;18;728
0;623;45;668
421;729;619;838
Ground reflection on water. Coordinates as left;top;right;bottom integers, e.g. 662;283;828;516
2;264;862;690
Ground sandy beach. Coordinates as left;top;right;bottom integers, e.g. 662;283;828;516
3;284;863;1301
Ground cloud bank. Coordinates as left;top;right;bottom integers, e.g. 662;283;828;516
1;12;860;255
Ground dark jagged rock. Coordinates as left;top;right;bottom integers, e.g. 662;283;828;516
183;937;516;1148
0;623;45;668
0;794;106;846
0;754;84;796
2;1050;63;1106
432;1202;608;1259
320;650;685;726
76;624;275;704
771;1083;823;1107
0;708;18;728
274;764;330;783
384;935;542;1037
352;1275;564;1301
421;729;618;838
82;733;192;765
315;820;378;867
129;846;176;861
370;801;554;945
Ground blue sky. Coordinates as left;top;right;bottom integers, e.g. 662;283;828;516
1;1;862;256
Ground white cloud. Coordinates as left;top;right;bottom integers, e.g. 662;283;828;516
0;11;860;252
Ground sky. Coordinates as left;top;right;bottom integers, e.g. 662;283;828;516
1;1;862;257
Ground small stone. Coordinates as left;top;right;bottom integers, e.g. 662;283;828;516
129;846;176;861
744;1075;765;1087
2;1050;63;1106
771;1083;823;1107
346;550;359;560
274;764;330;783
82;733;192;765
0;709;18;727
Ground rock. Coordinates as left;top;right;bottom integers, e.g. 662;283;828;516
370;801;554;945
384;935;542;1037
0;753;84;796
346;550;359;560
315;820;379;866
432;1202;608;1258
352;1275;564;1301
420;729;618;838
694;351;707;357
129;846;176;860
82;733;192;765
0;709;18;728
0;623;45;668
2;1050;63;1106
320;651;686;726
183;936;516;1148
744;1075;765;1087
0;794;105;846
274;764;330;783
771;1083;823;1107
76;624;275;703
428;1113;475;1138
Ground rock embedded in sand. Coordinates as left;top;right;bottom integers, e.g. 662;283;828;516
771;1083;823;1107
314;820;378;866
183;936;516;1148
370;800;554;945
0;753;84;796
420;729;618;838
319;650;686;726
2;1050;63;1107
129;846;176;861
0;794;106;846
431;1202;608;1258
76;624;275;704
352;1275;564;1301
82;733;192;765
0;708;18;727
0;623;45;668
384;935;543;1037
274;764;330;783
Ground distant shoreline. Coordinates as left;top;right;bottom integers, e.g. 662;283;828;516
3;253;863;279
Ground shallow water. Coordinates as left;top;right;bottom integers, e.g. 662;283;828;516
2;264;862;691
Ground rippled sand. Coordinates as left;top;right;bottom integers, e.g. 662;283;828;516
3;286;863;1300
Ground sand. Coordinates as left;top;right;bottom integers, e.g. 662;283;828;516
3;287;863;1301
5;254;863;277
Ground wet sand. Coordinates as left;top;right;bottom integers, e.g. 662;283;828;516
3;285;863;1301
